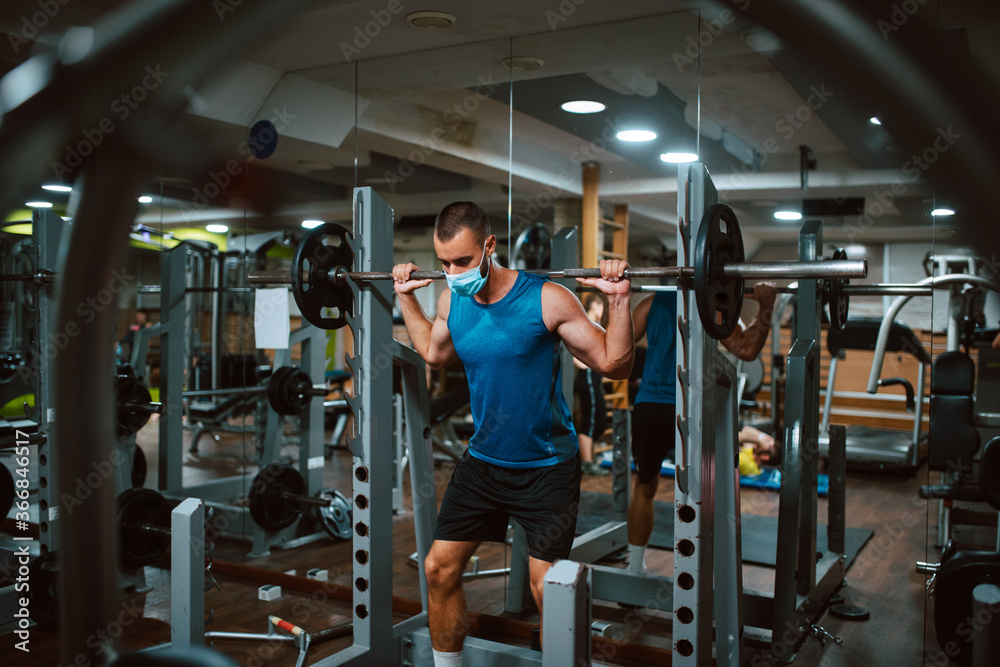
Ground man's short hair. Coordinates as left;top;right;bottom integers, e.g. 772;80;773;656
434;202;491;245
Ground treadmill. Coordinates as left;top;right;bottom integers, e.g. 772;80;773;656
819;318;931;470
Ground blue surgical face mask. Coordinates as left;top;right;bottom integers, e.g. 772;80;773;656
446;237;491;297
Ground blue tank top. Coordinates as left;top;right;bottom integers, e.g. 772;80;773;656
635;291;677;405
448;271;577;468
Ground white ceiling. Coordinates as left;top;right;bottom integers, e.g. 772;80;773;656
2;0;998;256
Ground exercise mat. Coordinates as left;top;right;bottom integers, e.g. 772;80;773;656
598;454;829;496
576;491;873;568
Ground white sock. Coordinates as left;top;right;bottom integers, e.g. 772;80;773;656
433;649;462;667
628;543;647;573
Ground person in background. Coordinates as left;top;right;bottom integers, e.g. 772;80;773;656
737;424;776;476
573;293;610;476
626;281;777;575
118;308;151;364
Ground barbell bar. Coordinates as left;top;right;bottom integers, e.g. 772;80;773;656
248;204;867;339
580;283;934;297
248;260;866;286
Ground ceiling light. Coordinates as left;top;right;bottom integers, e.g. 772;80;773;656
931;207;955;216
661;152;699;163
616;129;656;142
42;184;72;192
406;11;456;29
302;219;325;229
138;196;152;204
206;224;229;233
774;210;802;221
561;100;605;114
26;201;52;208
869;117;882;125
502;56;544;71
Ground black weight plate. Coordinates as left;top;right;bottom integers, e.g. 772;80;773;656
291;223;355;330
267;366;293;414
116;375;153;437
0;463;13;521
934;551;1000;667
29;551;59;630
316;488;352;541
826;248;850;333
828;593;846;606
694;204;745;339
117;488;171;569
249;463;306;531
284;368;313;416
829;603;870;621
131;446;147;488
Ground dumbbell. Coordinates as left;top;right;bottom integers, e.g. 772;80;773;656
249;463;351;540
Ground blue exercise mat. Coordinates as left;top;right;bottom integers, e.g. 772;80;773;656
598;452;829;497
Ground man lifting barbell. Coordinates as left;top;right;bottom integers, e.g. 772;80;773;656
391;201;634;665
626;281;777;575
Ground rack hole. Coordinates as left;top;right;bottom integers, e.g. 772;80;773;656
676;607;694;624
677;539;695;557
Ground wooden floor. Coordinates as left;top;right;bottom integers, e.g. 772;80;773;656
2;414;992;667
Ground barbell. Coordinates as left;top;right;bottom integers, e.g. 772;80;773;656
117;487;175;570
0;269;56;285
248;463;352;540
248;204;867;339
181;365;328;416
579;280;933;334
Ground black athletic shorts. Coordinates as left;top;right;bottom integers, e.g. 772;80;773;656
434;450;582;562
632;401;676;484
